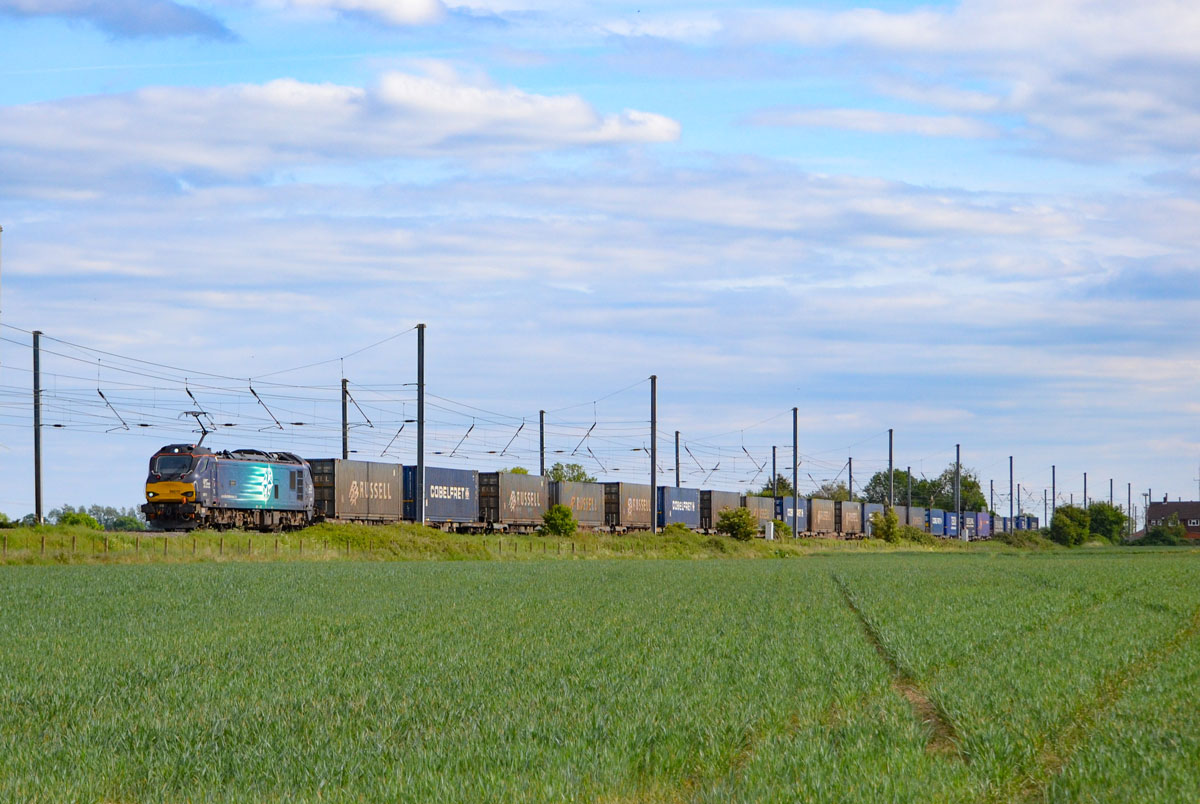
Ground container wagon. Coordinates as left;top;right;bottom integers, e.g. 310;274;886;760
604;482;652;531
549;480;606;530
480;472;547;531
961;511;976;540
775;496;807;535
976;512;992;540
742;496;775;530
658;487;700;529
310;459;402;523
946;511;959;538
927;508;945;536
404;466;478;527
837;501;863;536
701;490;741;531
810;498;836;534
909;506;927;531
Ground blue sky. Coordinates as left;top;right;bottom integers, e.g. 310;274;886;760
2;0;1199;522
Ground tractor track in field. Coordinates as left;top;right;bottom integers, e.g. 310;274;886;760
996;603;1200;804
831;572;962;759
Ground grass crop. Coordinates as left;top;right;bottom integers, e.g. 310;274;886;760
0;551;1195;801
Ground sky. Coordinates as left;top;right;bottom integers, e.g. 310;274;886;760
2;0;1199;523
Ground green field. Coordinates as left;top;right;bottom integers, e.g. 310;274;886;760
1;552;1197;802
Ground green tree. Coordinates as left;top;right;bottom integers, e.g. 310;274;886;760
754;474;795;498
862;469;916;505
1086;502;1127;543
813;481;851;502
863;465;987;511
108;515;146;532
503;467;529;475
541;504;577;537
57;511;104;530
1050;504;1090;547
715;506;758;541
546;462;596;483
869;508;900;543
771;518;793;539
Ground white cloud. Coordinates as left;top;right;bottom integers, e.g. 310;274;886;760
0;68;679;187
0;0;233;38
262;0;443;25
751;108;997;139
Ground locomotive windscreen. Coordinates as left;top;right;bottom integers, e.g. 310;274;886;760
152;455;193;476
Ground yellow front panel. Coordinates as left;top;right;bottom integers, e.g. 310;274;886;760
145;481;195;503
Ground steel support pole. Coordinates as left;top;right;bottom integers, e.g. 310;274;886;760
675;430;680;488
990;479;994;512
848;457;853;501
792;407;799;536
772;446;777;497
1128;483;1132;536
1052;465;1056;518
539;410;545;476
416;323;425;526
1110;478;1113;507
954;444;961;529
1084;472;1088;508
1009;456;1014;528
888;428;894;507
33;330;42;525
341;378;349;459
906;466;912;510
650;375;657;535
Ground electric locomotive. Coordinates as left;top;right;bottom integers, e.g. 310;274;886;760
142;442;314;531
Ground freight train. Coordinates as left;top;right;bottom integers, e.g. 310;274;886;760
141;443;1037;537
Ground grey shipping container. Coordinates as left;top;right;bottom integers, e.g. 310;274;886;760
480;472;548;526
604;482;653;529
810;498;836;533
658;487;700;529
909;506;927;531
775;497;808;534
862;503;885;536
701;490;742;531
310;459;403;522
742;495;775;527
404;466;478;524
838;501;863;535
549;480;606;528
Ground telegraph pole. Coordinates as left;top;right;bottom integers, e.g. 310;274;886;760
33;329;43;525
341;378;349;459
650;375;657;535
539;410;545;476
416;323;425;526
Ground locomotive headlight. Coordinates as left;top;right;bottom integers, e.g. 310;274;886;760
147;491;158;498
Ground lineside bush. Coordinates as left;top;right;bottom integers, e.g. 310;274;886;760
716;507;758;541
541;504;577;537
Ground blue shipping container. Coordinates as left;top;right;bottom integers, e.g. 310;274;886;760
775;497;808;534
658;487;700;529
403;466;478;523
928;508;945;536
977;512;992;539
946;511;959;538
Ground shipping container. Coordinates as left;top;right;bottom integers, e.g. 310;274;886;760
604;482;653;530
946;511;959;538
310;459;402;522
775;496;808;534
893;505;909;529
658;487;701;529
837;501;863;535
909;506;927;531
480;472;548;527
549;480;606;529
1000;516;1011;534
1028;516;1039;530
862;503;885;536
809;498;836;533
701;490;742;531
927;508;945;536
403;466;478;524
742;495;775;528
977;512;992;539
